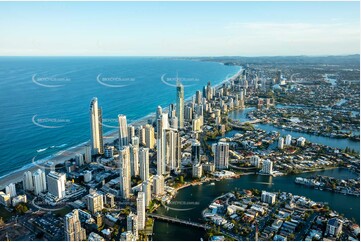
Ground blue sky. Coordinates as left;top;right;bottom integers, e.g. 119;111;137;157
0;1;359;56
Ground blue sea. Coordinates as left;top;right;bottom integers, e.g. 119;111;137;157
0;57;240;177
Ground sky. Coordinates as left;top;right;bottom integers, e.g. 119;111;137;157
0;1;359;56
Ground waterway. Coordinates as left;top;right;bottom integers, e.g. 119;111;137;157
153;168;359;240
229;107;360;152
153;106;360;240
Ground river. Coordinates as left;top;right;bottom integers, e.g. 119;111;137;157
229;107;360;152
152;107;360;240
153;168;359;241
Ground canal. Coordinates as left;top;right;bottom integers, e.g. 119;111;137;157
153;107;360;240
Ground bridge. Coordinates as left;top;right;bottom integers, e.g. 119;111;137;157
146;213;211;230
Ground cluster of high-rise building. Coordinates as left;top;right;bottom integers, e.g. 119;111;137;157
22;167;67;201
31;74;249;240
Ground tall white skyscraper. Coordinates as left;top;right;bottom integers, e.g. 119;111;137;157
136;192;146;230
130;145;139;177
278;137;284;150
5;183;16;198
142;180;151;208
212;142;229;170
164;128;181;173
119;146;131;199
65;209;87;241
137;125;146;146
285;134;292;146
153;175;164;196
128;125;135;140
139;148;149;182
144;124;155;149
86;191;104;214
127;212;138;239
33;169;47;195
90;97;104;155
47;171;66;199
118;114;129;149
261;159;273;174
23;171;34;191
156;113;169;175
176;82;184;129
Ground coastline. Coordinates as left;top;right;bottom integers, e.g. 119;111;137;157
0;67;242;190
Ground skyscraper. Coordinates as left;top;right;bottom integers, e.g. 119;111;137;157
136;192;146;230
250;155;261;168
137;125;146;146
212;142;229;170
33;169;47;195
23;171;34;191
176;82;184;129
139;147;149;182
153;174;164;196
195;90;202;105
65;209;87;241
164;128;181;173
191;140;201;165
144;124;155;149
278;137;284;150
47;171;66;199
261;159;273;174
90;97;104;155
285;134;292;146
119;146;131;199
142;180;151;208
86;191;104;214
156;113;169;175
5;183;16;198
128;125;135;140
84;145;92;163
118;115;129;149
192;163;203;178
130;145;139;177
156;106;163;120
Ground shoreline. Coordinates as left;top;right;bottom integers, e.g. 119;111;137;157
165;166;347;198
0;68;242;190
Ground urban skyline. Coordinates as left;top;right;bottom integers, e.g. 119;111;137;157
0;1;359;242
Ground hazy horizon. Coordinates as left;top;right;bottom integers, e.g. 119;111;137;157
0;1;359;56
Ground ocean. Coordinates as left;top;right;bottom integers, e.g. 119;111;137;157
0;57;240;178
